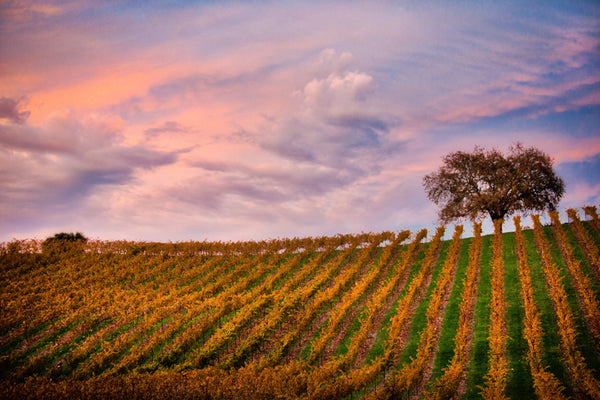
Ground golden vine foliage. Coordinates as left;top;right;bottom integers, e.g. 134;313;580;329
2;209;600;399
583;205;600;232
548;210;600;346
566;208;600;282
300;229;431;399
531;213;600;399
429;222;482;400
513;216;566;399
385;226;463;398
479;218;508;400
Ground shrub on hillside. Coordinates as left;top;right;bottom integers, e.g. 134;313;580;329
42;232;88;260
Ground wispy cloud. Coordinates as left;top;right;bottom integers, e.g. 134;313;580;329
0;97;30;124
144;120;188;137
0;109;184;229
0;1;598;241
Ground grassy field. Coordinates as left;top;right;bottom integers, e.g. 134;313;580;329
1;208;599;399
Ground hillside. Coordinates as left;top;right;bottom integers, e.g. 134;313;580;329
1;208;599;399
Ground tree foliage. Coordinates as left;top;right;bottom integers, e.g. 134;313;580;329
422;143;565;223
42;232;88;258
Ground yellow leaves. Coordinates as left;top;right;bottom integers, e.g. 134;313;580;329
384;228;444;358
480;219;509;400
429;223;482;400
531;213;600;400
549;210;600;343
5;210;600;398
373;226;459;398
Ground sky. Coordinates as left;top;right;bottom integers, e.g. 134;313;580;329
1;0;599;243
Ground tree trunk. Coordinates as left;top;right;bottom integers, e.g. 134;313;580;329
489;211;506;233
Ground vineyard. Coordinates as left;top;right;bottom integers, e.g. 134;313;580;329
1;208;599;399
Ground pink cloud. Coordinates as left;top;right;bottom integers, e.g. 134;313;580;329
563;182;600;207
545;137;600;164
1;1;598;241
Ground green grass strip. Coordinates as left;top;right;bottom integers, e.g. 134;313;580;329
428;236;472;382
521;228;573;398
463;234;492;400
396;240;450;366
542;224;600;377
363;242;428;365
563;223;600;297
502;231;535;399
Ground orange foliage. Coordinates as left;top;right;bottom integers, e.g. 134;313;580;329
531;214;600;399
429;222;482;400
479;219;508;400
513;216;566;399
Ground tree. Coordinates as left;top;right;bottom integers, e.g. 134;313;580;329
42;232;88;259
45;232;87;242
422;143;565;225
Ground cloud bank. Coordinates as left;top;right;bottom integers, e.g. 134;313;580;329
0;1;599;241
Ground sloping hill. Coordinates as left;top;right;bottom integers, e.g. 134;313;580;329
1;208;599;399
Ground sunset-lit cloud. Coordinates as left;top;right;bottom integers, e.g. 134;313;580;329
1;0;598;242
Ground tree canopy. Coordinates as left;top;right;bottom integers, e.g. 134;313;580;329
44;232;88;242
42;232;88;258
422;143;565;224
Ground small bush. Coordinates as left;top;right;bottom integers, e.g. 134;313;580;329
42;232;88;260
